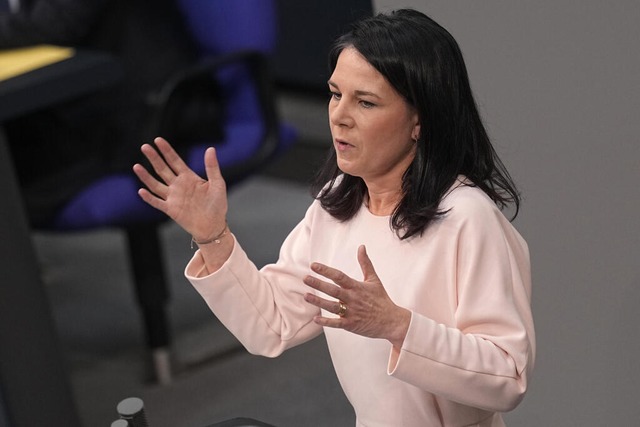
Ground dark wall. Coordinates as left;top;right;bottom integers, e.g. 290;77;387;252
273;0;373;92
0;389;7;427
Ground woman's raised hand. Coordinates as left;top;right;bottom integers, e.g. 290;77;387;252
303;245;411;349
133;137;228;242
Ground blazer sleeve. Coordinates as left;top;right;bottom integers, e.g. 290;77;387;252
388;194;535;412
185;210;324;357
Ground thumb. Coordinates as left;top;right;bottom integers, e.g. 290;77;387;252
204;147;224;182
357;245;379;283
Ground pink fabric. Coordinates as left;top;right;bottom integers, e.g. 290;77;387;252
186;181;535;426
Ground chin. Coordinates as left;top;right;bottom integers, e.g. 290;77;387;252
336;156;355;172
336;162;356;177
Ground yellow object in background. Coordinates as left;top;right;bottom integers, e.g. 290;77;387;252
0;45;75;81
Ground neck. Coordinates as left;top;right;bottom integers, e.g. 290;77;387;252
366;184;403;216
362;164;408;216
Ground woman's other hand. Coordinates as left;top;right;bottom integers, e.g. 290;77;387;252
133;137;228;242
303;245;411;349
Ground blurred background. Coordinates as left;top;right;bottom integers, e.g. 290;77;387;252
2;0;639;426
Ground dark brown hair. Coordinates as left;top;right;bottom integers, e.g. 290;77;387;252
311;9;520;240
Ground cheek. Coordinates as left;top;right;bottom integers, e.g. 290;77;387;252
368;121;416;161
362;116;394;141
365;117;411;149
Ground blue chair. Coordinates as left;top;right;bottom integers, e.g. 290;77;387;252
43;0;297;384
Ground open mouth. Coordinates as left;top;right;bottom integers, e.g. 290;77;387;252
335;139;354;151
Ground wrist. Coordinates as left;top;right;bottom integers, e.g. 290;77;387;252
389;307;411;349
190;221;228;249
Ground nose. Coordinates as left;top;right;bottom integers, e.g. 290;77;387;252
329;98;354;128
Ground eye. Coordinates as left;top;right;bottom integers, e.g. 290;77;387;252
360;100;375;109
329;91;342;101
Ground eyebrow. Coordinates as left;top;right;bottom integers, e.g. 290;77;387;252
328;80;382;99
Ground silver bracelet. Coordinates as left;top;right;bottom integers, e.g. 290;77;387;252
190;222;228;249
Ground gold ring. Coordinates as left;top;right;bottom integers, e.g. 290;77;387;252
338;301;347;317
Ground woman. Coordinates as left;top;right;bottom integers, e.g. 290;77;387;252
134;9;535;427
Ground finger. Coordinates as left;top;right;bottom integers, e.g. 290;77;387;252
312;315;343;329
153;137;192;175
357;245;379;282
204;147;224;183
137;187;167;213
303;275;344;300
304;293;343;314
309;262;355;290
141;142;176;184
133;163;169;199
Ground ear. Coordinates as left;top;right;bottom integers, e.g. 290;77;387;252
411;112;421;141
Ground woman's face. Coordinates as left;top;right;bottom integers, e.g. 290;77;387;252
328;47;420;187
